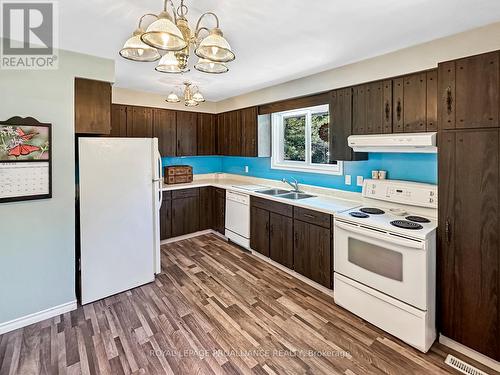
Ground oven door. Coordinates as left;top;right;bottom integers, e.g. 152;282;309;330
334;220;428;310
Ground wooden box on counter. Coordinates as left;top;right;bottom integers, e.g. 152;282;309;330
164;165;193;185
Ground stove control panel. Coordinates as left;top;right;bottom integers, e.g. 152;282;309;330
362;179;437;208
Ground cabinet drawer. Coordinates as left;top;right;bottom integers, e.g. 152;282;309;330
251;196;293;217
172;188;199;199
294;207;331;228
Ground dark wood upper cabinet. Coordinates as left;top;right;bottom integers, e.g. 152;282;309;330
269;213;293;269
426;70;438;131
329;88;368;162
110;104;127;137
352;85;367;135
439;51;499;130
216;113;228;155
366;81;384;134
438;129;500;360
250;206;270;257
75;78;111;134
227;110;242;156
240;107;258;157
293;219;332;288
392;77;405;133
198;113;216;155
153;108;176;156
438;61;456;130
176;111;198;156
382;80;393;133
127;106;153;138
171;189;200;237
403;72;427;133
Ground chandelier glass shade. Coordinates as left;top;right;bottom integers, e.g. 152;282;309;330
120;0;235;75
166;82;204;107
194;58;228;74
155;52;189;73
194;28;235;62
119;29;161;62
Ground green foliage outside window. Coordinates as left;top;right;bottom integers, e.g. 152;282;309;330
282;111;329;164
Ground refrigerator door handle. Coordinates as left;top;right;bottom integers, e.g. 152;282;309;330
156;150;163;208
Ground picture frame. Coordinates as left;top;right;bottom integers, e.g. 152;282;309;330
0;116;52;203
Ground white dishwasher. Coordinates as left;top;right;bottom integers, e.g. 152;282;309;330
225;190;250;249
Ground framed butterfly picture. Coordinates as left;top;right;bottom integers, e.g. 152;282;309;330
0;117;52;203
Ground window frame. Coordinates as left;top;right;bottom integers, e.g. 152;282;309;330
271;104;343;175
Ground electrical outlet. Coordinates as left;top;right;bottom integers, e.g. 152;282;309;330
244;165;249;173
356;176;364;186
344;175;351;185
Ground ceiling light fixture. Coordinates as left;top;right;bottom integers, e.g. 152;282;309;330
165;82;204;107
119;14;162;62
120;0;235;75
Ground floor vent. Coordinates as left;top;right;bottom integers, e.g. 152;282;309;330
445;354;489;375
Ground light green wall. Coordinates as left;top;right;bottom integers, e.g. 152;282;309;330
0;44;114;324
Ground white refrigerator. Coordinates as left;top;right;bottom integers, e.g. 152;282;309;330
78;137;162;305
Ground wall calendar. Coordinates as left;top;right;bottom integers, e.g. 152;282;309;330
0;117;52;203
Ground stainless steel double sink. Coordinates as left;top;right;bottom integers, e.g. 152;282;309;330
256;188;315;200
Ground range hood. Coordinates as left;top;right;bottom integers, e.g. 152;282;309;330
348;132;437;153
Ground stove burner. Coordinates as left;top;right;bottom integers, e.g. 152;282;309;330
349;212;369;218
390;220;423;230
406;216;430;223
360;207;385;215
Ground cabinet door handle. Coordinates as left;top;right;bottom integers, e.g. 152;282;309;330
172;208;176;218
294;232;298;244
385;101;390;121
396;99;402;121
446;86;453;114
177;140;181;152
445;220;452;243
265;222;269;233
303;213;315;219
269;224;274;235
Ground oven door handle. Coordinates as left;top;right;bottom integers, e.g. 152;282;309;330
335;221;425;250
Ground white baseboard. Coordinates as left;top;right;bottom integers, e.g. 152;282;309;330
439;334;500;372
160;230;227;245
0;300;77;335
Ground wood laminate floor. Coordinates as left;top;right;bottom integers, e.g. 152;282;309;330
0;234;496;375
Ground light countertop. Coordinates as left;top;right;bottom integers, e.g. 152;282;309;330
161;173;361;215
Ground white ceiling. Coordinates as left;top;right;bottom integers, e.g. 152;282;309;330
60;0;500;101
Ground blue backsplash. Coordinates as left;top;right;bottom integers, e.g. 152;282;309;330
162;153;437;192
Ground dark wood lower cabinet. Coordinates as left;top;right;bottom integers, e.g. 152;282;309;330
269;213;293;269
213;188;226;235
161;187;225;239
438;129;500;360
160;192;172;240
171;189;200;237
293;220;332;288
250;206;270;257
199;187;214;231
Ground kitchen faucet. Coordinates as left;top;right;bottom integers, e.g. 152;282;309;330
282;177;302;193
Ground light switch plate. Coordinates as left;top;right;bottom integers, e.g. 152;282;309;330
356;176;364;186
244;166;249;173
344;175;351;185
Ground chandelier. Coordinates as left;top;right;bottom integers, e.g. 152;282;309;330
119;0;235;75
166;82;205;107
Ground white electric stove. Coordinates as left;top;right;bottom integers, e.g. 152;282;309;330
334;179;437;352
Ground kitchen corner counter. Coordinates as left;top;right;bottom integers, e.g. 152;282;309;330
161;173;361;215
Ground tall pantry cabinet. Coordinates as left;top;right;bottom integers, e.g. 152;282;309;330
437;50;500;360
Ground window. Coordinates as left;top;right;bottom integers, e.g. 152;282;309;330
271;104;342;175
